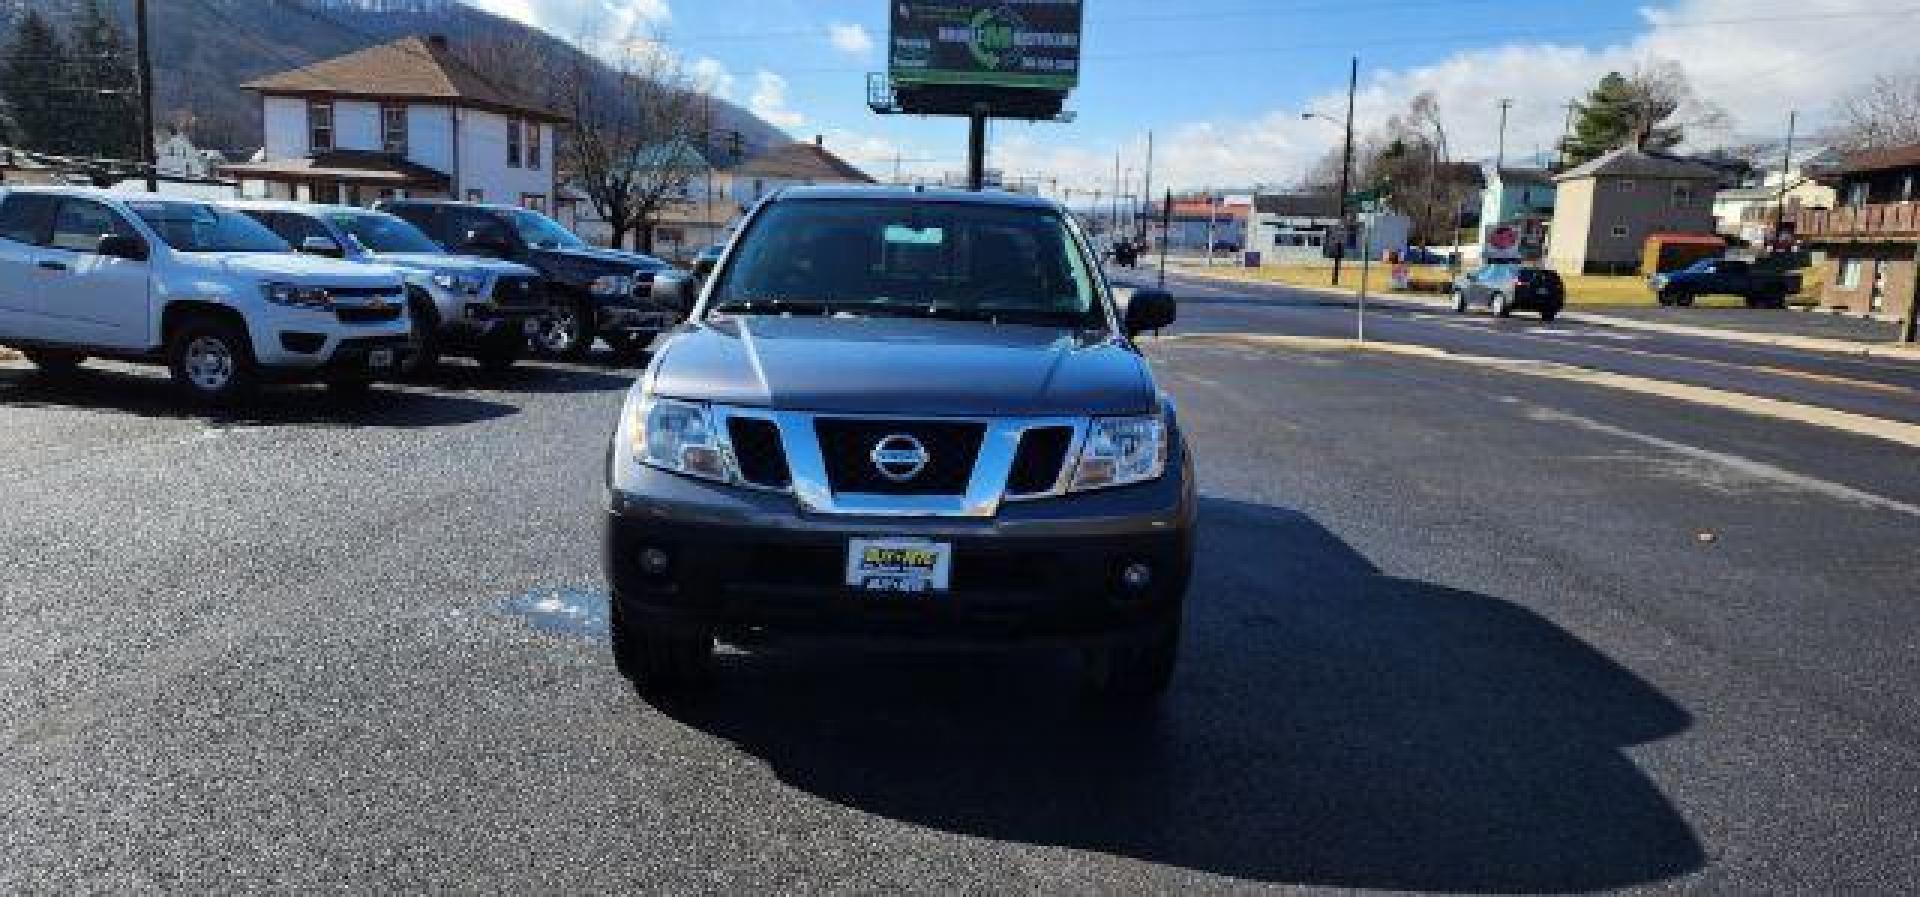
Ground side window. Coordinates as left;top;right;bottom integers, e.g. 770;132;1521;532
0;193;60;245
48;199;138;254
443;208;509;246
270;213;332;249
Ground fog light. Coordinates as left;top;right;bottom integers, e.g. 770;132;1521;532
1121;562;1153;591
639;547;671;576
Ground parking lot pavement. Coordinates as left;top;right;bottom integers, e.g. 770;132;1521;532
1571;305;1904;343
3;335;1918;891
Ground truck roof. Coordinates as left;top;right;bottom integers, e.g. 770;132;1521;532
773;184;1063;211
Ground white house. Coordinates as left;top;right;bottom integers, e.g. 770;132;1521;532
153;130;226;180
222;35;566;209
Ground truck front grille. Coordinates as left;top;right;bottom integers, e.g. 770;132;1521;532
728;417;791;490
1006;426;1075;496
813;418;985;496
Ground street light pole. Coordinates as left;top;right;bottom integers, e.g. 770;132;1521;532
134;0;157;193
1495;98;1514;172
1333;56;1357;286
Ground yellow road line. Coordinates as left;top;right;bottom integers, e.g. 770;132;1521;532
1162;333;1920;450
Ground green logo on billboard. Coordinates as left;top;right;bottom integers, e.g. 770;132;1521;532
967;6;1025;71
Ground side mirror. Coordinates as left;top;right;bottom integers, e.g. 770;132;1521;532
1122;288;1177;337
96;234;148;261
691;256;717;279
299;235;343;258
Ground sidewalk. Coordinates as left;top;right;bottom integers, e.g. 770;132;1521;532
1164;263;1920;362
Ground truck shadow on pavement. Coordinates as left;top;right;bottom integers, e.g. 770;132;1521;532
0;365;518;428
658;497;1704;892
406;357;639;395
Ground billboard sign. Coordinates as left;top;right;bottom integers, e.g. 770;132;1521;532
889;1;1084;91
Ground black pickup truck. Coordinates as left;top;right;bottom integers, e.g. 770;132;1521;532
378;199;693;359
1648;258;1797;308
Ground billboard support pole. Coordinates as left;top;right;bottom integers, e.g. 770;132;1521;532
967;108;988;191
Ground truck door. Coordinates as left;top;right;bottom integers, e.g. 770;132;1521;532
0;192;59;339
37;197;152;349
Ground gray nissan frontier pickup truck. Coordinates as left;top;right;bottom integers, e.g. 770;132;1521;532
604;186;1193;700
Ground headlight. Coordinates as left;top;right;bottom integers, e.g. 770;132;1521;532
631;397;730;482
591;275;634;297
260;281;333;310
431;271;486;295
1070;414;1168;492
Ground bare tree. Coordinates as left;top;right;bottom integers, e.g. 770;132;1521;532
1835;70;1920;151
464;30;710;252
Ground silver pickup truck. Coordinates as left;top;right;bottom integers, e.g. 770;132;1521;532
604;186;1194;701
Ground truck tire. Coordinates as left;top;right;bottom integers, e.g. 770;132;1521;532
1451;289;1468;313
22;349;86;374
1540;305;1562;322
532;299;594;361
609;600;713;694
167;316;258;406
1670;291;1695;308
1083;618;1180;701
325;375;376;398
1490;292;1513;318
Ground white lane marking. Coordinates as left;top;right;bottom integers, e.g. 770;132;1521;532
1521;404;1920;520
1161;333;1920;449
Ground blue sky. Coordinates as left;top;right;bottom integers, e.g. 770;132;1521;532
466;1;1916;192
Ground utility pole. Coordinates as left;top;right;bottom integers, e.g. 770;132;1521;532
1772;110;1798;251
1495;98;1514;173
1554;101;1577;171
1157;189;1172;288
1141;130;1154;244
134;0;157;192
1332;56;1358;286
1112;151;1123;239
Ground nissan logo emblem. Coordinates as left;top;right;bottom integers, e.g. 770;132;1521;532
870;434;931;482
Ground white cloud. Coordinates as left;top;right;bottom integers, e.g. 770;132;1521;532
827;23;875;56
464;0;671;47
691;57;735;101
1018;0;1905;192
751;70;806;131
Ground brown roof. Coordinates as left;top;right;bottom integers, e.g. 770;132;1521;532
219;150;451;188
1833;144;1920;175
735;142;874;183
241;36;566;123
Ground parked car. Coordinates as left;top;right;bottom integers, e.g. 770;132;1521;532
604;186;1193;700
0;187;410;403
227;201;542;376
376;199;692;359
1452;263;1565;321
1649;258;1795;308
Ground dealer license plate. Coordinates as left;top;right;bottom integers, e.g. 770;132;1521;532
368;349;395;369
846;538;952;593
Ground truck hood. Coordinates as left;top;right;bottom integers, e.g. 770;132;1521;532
648;316;1157;416
369;253;538;278
192;253;403;287
532;245;665;274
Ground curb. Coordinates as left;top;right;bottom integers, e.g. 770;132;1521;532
1165;266;1920;362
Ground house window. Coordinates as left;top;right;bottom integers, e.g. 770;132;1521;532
1618;179;1636;192
1902;175;1915;202
308;100;334;153
1838;258;1863;289
1672;183;1694;209
519;193;545;213
1610;224;1630;239
507;118;523;168
381;103;407;155
526;123;541;170
466;189;485;203
1846;182;1869;208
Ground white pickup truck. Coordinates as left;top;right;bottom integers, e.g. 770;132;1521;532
0;187;412;404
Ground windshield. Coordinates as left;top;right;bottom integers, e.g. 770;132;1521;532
129;201;289;253
507;209;585;249
708;199;1104;327
326;211;443;255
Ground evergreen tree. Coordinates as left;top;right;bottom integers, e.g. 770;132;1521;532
1;10;73;154
1559;71;1684;169
70;0;141;160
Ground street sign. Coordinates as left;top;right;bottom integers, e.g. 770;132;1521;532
889;1;1084;91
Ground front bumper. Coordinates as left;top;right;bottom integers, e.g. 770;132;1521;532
604;456;1195;645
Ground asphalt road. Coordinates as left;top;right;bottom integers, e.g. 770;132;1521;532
3;286;1918;892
